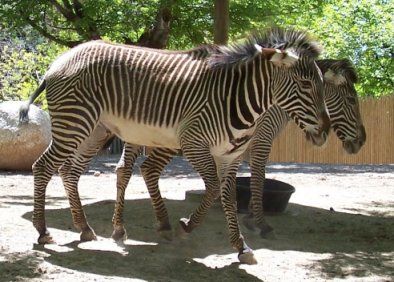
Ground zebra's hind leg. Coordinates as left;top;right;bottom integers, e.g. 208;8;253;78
219;160;257;265
140;148;176;241
33;122;97;244
111;143;141;242
177;141;220;235
59;124;113;242
59;160;97;242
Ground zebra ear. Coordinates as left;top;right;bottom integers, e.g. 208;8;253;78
324;69;347;85
257;46;299;67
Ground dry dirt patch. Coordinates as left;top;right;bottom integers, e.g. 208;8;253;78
0;156;393;281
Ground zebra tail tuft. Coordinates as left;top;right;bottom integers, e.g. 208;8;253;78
19;80;47;124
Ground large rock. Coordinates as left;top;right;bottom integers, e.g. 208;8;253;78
0;101;51;171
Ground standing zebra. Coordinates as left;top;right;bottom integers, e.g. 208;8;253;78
243;59;366;235
21;28;329;264
45;59;364;244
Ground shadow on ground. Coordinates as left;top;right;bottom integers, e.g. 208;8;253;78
21;197;394;280
0;252;43;281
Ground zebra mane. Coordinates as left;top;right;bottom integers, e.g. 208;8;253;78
317;59;358;84
185;44;223;59
207;27;322;69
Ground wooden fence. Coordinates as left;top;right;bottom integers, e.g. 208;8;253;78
111;96;393;165
268;96;394;164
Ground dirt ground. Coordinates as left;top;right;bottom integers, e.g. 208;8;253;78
0;155;393;282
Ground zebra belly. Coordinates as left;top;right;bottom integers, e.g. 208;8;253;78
210;127;255;162
100;114;180;149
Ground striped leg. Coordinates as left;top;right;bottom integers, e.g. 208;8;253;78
33;115;97;244
219;159;257;264
243;107;288;236
140;148;177;240
178;141;220;234
243;137;274;237
58;124;113;241
111;143;141;241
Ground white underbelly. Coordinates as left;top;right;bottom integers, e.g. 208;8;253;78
210;126;255;162
100;114;180;148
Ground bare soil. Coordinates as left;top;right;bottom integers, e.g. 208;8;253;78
0;155;393;281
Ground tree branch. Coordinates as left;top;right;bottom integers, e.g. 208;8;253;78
47;0;101;41
24;15;82;47
136;7;172;49
61;0;73;11
72;0;84;18
47;0;77;21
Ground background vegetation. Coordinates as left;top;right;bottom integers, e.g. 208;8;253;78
0;0;392;104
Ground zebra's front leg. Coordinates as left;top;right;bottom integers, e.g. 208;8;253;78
245;170;274;237
140;148;176;241
243;137;275;237
219;160;257;265
111;144;141;241
178;142;220;235
243;162;273;237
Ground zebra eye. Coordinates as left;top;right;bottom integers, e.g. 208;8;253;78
346;96;357;105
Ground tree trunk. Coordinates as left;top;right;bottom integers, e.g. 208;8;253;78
136;7;172;49
213;0;229;45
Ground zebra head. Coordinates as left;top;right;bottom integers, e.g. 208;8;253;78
258;46;330;147
318;59;366;154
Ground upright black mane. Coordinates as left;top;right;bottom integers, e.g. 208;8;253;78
207;27;322;69
317;59;358;84
185;44;223;60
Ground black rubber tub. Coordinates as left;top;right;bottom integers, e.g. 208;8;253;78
236;176;295;214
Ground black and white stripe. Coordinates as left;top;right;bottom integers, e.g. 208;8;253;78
24;28;331;264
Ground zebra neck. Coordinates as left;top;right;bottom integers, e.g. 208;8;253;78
224;59;273;132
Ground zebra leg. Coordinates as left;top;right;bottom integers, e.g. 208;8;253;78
219;160;257;265
111;143;141;241
243;142;273;237
33;119;97;244
178;141;220;234
140;148;176;241
58;124;113;242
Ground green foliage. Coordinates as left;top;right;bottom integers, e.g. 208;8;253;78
0;30;66;108
0;0;392;99
290;0;393;97
228;0;393;97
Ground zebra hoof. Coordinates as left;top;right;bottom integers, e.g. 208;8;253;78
179;217;195;233
177;219;193;239
37;233;55;245
238;248;258;265
111;227;127;242
80;229;97;242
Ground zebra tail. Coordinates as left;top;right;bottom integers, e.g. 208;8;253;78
19;80;46;124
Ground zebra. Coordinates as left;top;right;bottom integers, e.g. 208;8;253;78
21;28;330;264
243;59;366;235
45;58;365;244
33;59;366;241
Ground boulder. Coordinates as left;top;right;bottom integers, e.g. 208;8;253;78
0;101;51;171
